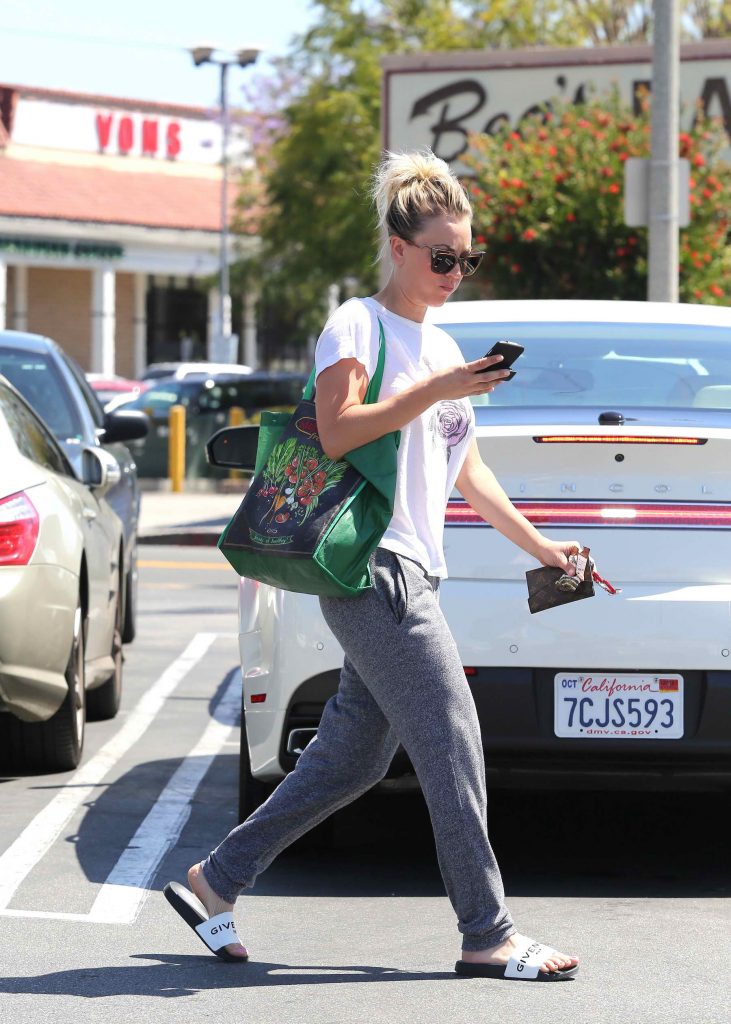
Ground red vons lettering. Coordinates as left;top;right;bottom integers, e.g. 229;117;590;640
118;116;134;154
142;119;158;155
95;112;182;159
166;122;181;158
95;113;113;149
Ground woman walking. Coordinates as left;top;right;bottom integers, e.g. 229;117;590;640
165;149;580;982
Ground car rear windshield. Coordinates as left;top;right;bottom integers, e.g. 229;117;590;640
0;347;85;440
0;382;72;475
125;381;198;411
197;378;305;413
440;321;731;410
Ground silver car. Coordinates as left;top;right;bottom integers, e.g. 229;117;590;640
0;331;149;644
0;377;124;772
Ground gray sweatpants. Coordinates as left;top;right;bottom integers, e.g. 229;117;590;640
203;547;516;951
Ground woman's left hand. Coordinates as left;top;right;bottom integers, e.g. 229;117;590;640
535;539;582;575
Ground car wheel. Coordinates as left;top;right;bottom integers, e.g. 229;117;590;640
87;582;123;721
238;701;274;823
2;598;86;772
121;550;137;644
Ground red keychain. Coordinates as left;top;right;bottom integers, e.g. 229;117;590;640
526;546;620;614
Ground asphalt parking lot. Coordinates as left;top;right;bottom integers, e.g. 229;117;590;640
0;544;728;1023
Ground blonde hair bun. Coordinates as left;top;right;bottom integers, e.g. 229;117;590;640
371;148;472;259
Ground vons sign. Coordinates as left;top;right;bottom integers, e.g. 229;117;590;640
383;40;731;172
95;112;182;159
8;91;221;165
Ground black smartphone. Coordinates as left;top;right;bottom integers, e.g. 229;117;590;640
476;339;525;378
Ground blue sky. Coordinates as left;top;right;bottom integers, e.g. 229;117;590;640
0;0;318;106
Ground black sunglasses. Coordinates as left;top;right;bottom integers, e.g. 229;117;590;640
404;241;485;277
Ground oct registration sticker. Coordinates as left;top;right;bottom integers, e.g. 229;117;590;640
554;673;684;739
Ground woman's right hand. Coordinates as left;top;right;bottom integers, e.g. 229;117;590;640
428;356;512;402
316;355;511;461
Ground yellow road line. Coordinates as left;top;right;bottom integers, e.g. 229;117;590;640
139;559;231;571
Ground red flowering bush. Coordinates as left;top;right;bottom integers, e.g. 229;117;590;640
463;93;731;304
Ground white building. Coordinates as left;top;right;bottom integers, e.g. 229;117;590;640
0;82;259;376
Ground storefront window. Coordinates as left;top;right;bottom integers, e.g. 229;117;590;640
146;279;208;365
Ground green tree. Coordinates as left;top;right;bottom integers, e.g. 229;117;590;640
234;0;617;353
560;1;731;42
463;94;731;303
234;1;731;355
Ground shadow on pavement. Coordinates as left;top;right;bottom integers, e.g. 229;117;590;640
0;956;458;998
242;786;731;900
53;660;730;902
68;669;242;888
488;787;730;898
68;750;731;900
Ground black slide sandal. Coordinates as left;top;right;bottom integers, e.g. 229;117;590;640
455;937;579;982
164;880;248;963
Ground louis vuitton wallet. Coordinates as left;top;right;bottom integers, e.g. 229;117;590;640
525;547;595;614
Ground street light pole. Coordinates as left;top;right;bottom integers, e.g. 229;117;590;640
189;44;260;361
648;0;680;302
218;60;232;348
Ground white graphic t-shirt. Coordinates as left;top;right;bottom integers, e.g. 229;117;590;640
314;296;475;578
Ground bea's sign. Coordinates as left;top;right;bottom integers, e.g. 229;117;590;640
383;41;731;172
95;113;181;159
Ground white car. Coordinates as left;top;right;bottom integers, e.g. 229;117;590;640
213;300;731;817
141;361;253;382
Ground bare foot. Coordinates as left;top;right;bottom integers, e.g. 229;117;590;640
461;933;578;975
188;862;249;960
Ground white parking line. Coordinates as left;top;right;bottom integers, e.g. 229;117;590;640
0;632;217;916
88;668;240;924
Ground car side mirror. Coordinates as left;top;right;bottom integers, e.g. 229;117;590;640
102;409;150;443
206;425;259;472
81;447;122;496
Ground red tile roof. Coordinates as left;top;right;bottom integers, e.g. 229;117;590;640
0;157;253;233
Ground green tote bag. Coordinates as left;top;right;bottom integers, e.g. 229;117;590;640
218;318;399;597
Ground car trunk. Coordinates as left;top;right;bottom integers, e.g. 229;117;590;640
445;423;731;586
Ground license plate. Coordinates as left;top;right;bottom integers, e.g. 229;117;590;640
554;673;684;739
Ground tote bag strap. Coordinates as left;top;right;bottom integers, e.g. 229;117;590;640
302;316;386;405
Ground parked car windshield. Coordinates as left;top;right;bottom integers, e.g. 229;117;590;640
441;321;731;410
123;380;200;413
0;347;86;440
122;375;306;416
196;377;306;413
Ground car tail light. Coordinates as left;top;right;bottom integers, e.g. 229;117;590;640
533;435;706;445
445;499;731;528
445;502;483;525
0;491;40;566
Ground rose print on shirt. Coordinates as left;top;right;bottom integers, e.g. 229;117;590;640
429;401;470;462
